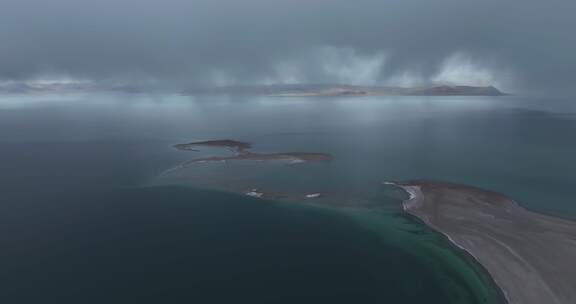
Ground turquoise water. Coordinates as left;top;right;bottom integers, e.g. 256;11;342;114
2;93;575;303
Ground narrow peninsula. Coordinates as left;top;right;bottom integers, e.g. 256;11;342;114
390;180;576;304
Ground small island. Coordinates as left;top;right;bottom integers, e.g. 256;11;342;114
170;139;332;170
174;139;252;153
389;180;576;304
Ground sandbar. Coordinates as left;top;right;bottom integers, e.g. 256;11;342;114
391;180;576;304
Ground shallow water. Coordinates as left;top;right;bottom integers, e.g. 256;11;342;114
2;93;575;303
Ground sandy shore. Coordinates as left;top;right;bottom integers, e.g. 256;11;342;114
391;180;576;304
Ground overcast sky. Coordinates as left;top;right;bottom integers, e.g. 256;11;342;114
1;0;575;94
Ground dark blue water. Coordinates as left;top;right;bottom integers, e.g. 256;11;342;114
2;93;575;303
0;141;474;304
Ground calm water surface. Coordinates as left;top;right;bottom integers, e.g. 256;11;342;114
2;93;575;303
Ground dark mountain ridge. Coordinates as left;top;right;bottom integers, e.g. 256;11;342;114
183;84;505;96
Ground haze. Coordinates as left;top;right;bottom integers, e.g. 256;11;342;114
1;0;575;94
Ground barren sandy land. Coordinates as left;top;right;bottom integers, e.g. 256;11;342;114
393;180;576;304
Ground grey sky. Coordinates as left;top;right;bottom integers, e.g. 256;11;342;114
1;0;575;94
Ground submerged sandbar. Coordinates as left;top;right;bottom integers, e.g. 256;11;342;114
392;180;576;304
174;139;252;153
173;139;332;165
162;139;332;177
185;151;332;164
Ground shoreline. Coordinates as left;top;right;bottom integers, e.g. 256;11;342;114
389;180;576;304
393;183;509;303
163;140;574;303
155;170;511;303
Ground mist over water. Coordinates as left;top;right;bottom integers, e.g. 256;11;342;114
2;93;576;303
213;47;515;92
1;0;576;95
1;0;575;303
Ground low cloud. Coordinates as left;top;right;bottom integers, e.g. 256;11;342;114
202;47;515;91
260;47;388;85
432;53;515;89
1;0;574;95
2;47;517;94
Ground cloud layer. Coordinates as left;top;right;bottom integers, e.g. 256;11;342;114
1;0;575;94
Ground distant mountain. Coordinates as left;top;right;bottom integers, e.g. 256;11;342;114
0;82;505;96
0;82;142;94
407;85;504;96
183;84;505;97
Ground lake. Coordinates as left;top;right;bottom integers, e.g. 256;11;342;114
2;93;575;303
